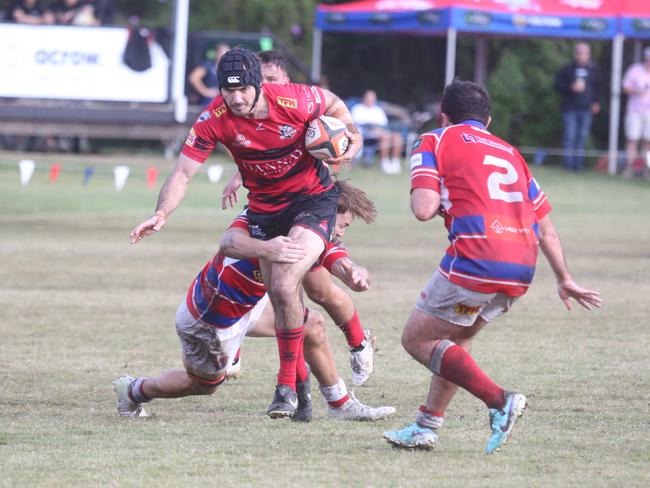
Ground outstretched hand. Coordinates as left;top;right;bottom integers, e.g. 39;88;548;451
130;212;166;244
557;279;602;311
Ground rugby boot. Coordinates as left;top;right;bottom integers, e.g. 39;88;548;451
112;375;148;418
383;422;438;450
350;329;376;386
485;391;527;454
266;384;298;419
292;367;312;423
328;392;395;421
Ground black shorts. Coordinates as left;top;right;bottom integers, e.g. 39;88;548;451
247;187;339;244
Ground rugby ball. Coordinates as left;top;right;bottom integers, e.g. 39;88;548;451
305;115;349;160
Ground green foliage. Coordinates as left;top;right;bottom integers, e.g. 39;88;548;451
486;39;611;150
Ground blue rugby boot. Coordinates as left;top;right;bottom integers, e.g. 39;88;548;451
485;391;527;454
383;422;438;450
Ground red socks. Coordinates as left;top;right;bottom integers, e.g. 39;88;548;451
435;341;505;410
276;325;305;391
338;310;365;348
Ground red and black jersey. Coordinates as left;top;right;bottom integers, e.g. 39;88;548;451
181;83;333;214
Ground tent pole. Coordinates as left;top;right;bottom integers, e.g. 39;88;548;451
474;36;487;85
608;33;624;176
311;28;323;84
445;27;457;86
171;0;189;123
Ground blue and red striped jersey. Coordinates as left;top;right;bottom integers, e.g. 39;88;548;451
410;120;552;297
185;214;349;327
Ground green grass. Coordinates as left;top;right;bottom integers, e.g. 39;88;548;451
1;154;649;487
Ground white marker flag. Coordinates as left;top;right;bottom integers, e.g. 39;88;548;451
19;159;35;186
207;164;224;183
113;165;130;192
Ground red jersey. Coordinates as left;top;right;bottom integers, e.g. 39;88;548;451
410;120;552;297
185;213;349;328
181;83;333;214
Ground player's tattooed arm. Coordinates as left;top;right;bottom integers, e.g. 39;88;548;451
330;257;370;292
219;228;306;264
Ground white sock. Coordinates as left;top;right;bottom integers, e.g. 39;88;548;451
319;377;348;404
415;409;444;430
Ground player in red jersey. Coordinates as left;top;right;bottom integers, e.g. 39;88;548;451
114;182;395;422
383;80;602;453
129;47;362;418
221;50;376;387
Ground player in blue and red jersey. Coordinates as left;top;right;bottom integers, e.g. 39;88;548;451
129;47;362;418
115;181;395;422
383;80;602;453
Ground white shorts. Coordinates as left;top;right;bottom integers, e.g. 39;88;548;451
175;294;270;380
415;271;518;326
625;111;650;141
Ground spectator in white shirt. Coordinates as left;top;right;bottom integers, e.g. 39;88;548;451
351;90;404;174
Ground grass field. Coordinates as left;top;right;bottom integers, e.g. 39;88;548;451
1;152;649;487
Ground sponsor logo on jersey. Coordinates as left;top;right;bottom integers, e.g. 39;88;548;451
256;123;265;131
410;153;423;169
307;101;314;114
185;128;196;147
454;303;481;315
213;105;227;118
238;148;304;177
233;134;251;147
461;132;513;155
279;124;297;140
227;75;240;84
198;111;211;122
277;96;298;109
412;137;423;150
253;270;264;283
310;86;322;103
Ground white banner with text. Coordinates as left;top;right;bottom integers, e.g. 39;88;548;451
0;24;169;102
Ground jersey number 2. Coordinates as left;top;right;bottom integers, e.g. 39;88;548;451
483;155;523;203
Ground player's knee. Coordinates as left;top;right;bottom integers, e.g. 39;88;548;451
270;278;299;306
401;325;418;355
186;371;224;395
304;310;326;346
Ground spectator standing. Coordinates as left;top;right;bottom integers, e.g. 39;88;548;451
554;42;601;171
4;0;53;24
188;42;231;107
351;90;404;175
621;46;650;178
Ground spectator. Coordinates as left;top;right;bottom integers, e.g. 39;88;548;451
4;0;53;24
554;42;601;171
187;42;231;107
351;89;404;175
621;46;650;179
49;0;99;26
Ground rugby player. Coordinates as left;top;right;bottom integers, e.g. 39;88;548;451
221;50;376;387
130;47;362;418
383;80;601;453
115;182;395;422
